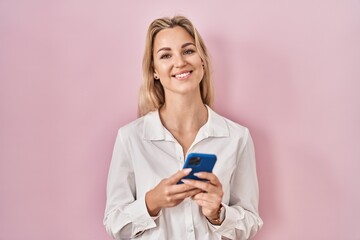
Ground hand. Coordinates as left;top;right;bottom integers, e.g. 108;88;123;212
145;168;203;216
181;172;224;222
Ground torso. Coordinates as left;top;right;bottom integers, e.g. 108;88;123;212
159;104;208;158
168;129;198;157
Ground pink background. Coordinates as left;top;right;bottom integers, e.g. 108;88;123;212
1;1;359;239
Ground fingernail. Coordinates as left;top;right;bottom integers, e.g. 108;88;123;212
181;179;190;183
183;168;192;174
193;173;200;177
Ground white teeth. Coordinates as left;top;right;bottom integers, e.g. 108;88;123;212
175;72;190;78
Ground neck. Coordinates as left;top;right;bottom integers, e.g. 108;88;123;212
159;93;208;133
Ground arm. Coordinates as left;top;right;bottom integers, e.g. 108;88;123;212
103;129;157;239
215;130;263;239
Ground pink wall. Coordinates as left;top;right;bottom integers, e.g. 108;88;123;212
1;1;359;239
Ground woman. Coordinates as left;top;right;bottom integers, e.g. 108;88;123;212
104;15;263;240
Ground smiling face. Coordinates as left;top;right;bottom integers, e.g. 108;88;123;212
152;26;204;99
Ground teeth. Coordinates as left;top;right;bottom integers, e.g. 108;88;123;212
175;72;190;78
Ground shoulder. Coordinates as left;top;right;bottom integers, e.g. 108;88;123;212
224;115;250;137
116;110;159;140
210;108;250;140
116;115;145;139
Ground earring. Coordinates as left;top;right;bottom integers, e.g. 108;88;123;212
154;74;159;79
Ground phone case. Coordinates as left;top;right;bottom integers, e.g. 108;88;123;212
178;153;217;184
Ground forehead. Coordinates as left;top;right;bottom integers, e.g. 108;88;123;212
153;26;195;50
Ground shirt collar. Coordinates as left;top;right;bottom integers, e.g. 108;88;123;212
203;106;229;138
142;105;229;141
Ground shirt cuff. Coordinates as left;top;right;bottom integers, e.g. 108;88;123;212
123;196;158;237
207;204;245;239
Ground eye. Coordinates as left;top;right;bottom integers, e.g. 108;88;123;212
160;54;171;59
183;49;195;55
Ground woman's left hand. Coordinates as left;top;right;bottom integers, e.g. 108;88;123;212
181;172;224;222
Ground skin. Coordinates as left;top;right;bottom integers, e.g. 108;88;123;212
153;26;206;156
153;26;204;97
145;26;224;225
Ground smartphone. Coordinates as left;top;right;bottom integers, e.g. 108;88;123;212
178;153;217;184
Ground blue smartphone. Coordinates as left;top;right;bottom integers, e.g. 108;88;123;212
178;153;217;184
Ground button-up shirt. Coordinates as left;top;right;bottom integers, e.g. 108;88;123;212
104;106;263;240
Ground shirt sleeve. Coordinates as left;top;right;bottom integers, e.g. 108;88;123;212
207;129;263;239
103;129;157;239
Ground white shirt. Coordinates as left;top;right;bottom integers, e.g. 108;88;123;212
104;106;263;240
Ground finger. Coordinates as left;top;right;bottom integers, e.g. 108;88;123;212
192;192;222;203
171;188;203;201
193;172;221;186
167;184;198;195
194;199;212;208
167;168;192;185
187;188;203;197
181;179;218;193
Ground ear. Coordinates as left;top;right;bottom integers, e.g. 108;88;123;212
153;65;160;79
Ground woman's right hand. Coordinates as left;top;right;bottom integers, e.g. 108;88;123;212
145;168;202;216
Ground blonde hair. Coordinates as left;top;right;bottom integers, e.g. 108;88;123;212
138;15;214;116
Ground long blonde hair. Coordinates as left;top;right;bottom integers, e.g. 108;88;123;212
138;15;214;116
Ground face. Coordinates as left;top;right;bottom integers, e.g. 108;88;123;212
152;26;204;98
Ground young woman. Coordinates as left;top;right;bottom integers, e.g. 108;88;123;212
104;15;263;240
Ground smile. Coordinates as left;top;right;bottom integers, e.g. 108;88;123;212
172;71;192;79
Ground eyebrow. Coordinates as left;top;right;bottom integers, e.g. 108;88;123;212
156;42;195;53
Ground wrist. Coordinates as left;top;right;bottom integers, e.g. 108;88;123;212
145;191;161;216
207;205;225;225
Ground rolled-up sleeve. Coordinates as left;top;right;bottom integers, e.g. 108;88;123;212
103;129;157;239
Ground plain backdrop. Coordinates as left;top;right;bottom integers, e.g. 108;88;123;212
1;0;359;239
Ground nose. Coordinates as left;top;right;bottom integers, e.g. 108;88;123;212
174;54;186;68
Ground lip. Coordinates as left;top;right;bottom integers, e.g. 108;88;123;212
172;70;192;76
171;70;193;79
